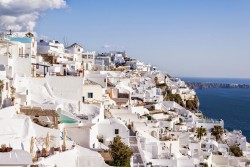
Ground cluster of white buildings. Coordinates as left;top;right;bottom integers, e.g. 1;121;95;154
0;31;250;167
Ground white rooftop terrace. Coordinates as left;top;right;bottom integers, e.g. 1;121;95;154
110;108;143;124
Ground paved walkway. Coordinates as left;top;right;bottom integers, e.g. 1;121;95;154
129;136;144;167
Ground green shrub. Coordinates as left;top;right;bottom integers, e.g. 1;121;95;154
164;90;184;107
109;136;133;167
230;145;243;157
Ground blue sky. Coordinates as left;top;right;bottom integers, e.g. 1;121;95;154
35;0;250;78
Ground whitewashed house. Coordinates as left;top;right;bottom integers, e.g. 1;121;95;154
113;53;125;65
81;51;95;70
37;40;65;56
62;118;129;149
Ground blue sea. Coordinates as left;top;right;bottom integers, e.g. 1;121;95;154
182;77;250;142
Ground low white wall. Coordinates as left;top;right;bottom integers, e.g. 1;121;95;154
0;105;19;118
12;57;31;77
130;106;149;116
46;75;83;101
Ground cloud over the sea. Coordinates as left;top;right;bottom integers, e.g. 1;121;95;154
0;0;66;31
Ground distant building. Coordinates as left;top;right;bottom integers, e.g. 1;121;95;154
82;51;95;70
66;43;84;54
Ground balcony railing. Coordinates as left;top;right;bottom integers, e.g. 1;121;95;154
19;54;29;58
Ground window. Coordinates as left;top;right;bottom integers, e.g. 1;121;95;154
82;55;87;59
115;129;119;135
88;55;93;59
88;93;93;98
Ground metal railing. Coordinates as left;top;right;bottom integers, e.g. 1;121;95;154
19;54;29;58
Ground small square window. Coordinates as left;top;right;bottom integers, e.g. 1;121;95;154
115;129;119;135
88;93;93;98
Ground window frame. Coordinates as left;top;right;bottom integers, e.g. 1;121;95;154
115;129;119;135
88;92;93;98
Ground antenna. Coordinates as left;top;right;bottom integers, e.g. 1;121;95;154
63;36;68;47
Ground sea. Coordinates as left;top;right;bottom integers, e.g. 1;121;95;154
181;77;250;142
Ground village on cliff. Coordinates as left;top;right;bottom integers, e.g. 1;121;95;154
0;31;249;167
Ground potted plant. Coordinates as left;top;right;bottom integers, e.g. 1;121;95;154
55;147;61;152
10;86;16;105
97;135;104;143
50;147;55;155
1;144;7;152
41;148;47;157
62;145;66;151
6;147;12;152
146;162;153;167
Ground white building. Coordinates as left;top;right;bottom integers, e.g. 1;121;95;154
113;54;125;65
80;51;95;70
38;40;65;56
62;118;129;149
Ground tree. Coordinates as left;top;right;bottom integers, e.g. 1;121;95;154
230;145;243;157
154;76;158;85
211;126;224;141
25;32;34;38
42;54;54;64
10;86;16;102
109;136;133;167
196;126;207;140
0;80;4;107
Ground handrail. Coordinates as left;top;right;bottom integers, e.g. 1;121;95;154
19;54;29;58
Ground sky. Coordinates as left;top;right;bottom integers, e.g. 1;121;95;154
1;0;250;78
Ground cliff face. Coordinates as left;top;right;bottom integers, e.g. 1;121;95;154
164;90;184;107
185;95;199;111
157;84;200;112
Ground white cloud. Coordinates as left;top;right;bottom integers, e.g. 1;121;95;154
0;0;66;31
102;44;112;48
102;44;125;49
